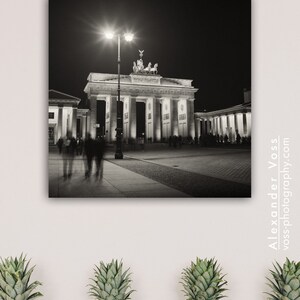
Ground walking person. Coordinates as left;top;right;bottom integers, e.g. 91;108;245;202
94;136;105;179
236;130;241;144
61;131;76;179
83;133;94;178
56;137;63;154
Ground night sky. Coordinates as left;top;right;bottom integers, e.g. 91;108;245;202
49;0;251;112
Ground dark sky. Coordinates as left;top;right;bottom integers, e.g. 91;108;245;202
49;0;251;112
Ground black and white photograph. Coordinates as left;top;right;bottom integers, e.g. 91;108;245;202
49;0;251;197
2;1;300;299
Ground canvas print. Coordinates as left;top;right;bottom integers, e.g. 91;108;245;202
49;0;251;198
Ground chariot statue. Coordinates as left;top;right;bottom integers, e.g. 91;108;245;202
132;50;159;75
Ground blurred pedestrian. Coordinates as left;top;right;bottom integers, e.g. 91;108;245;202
178;135;182;148
236;130;241;144
56;137;63;154
76;137;83;155
224;134;229;144
173;135;178;148
84;133;94;178
61;131;76;179
94;136;105;179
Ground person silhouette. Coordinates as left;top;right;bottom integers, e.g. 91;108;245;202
236;130;241;144
61;131;76;179
94;136;105;179
83;133;94;178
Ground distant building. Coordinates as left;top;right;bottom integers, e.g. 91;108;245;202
48;90;89;144
49;72;251;146
194;89;251;143
84;73;198;142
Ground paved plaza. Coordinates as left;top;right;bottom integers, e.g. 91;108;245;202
49;145;251;198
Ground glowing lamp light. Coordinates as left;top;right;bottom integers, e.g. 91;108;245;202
124;33;134;42
105;31;115;39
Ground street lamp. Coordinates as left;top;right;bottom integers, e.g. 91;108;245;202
104;30;134;159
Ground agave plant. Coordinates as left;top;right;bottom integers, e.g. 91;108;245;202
0;254;42;300
266;258;300;300
89;259;134;300
181;257;227;300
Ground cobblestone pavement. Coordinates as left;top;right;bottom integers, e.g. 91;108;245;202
49;154;188;198
49;146;251;198
108;156;251;198
123;146;251;185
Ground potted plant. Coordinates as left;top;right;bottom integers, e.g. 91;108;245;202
266;258;300;299
181;257;227;300
89;259;135;300
0;254;42;300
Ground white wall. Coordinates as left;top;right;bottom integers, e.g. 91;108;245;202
0;1;300;300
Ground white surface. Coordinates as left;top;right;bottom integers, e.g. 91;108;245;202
0;0;299;299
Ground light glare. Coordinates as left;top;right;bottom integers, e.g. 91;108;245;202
124;33;134;42
105;31;115;39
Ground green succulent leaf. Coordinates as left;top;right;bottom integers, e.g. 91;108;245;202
181;258;227;300
89;260;134;300
0;255;42;300
266;258;300;300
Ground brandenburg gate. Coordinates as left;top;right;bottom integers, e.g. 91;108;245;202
84;51;198;142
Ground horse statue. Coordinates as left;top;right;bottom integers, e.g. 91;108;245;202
150;63;158;74
143;62;152;73
133;61;138;73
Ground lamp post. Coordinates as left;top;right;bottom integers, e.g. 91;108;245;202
105;31;134;159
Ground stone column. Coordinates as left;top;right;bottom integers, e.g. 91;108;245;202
228;114;236;143
221;115;227;136
86;113;91;135
219;116;223;136
196;119;201;137
123;96;136;141
146;97;161;142
246;112;251;136
207;118;211;134
243;113;247;136
82;115;87;139
105;95;117;142
201;119;206;135
89;98;97;138
161;98;172;139
226;115;230;135
154;99;161;141
187;99;195;138
177;98;189;138
57;106;63;139
172;99;179;136
213;117;217;134
72;106;77;137
234;114;238;136
212;117;216;135
236;113;244;136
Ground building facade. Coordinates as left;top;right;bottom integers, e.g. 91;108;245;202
48;90;89;144
49;71;251;145
194;90;251;143
84;73;198;142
